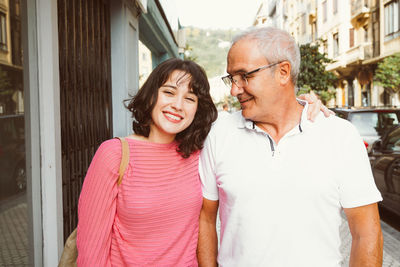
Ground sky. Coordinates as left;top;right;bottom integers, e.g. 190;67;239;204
172;0;262;29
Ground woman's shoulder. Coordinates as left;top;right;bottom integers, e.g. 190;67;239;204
95;138;124;160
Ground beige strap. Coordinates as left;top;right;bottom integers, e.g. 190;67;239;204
115;137;130;185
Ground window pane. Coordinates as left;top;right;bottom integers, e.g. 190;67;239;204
394;1;399;33
386;127;400;151
385;5;389;35
390;3;394;34
0;0;28;265
349;112;379;136
0;13;7;49
350;28;354;47
334;0;338;13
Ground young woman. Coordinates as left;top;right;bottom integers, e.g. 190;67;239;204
76;58;217;266
76;58;328;266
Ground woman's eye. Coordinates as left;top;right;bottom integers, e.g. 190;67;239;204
185;97;196;102
163;90;174;95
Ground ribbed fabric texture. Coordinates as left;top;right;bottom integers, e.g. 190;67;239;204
76;138;202;267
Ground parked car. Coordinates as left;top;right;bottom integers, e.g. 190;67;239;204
0;114;26;200
369;125;400;218
330;107;400;150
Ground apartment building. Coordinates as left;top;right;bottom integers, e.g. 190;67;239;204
254;0;400;107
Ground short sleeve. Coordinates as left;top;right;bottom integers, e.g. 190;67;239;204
337;123;382;208
199;126;219;201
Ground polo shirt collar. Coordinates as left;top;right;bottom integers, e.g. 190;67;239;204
237;98;312;132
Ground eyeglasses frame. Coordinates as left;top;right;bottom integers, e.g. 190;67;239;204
221;61;284;88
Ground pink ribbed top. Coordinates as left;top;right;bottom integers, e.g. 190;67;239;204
77;138;202;266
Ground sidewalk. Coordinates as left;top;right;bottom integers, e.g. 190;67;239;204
0;194;28;267
1;199;399;266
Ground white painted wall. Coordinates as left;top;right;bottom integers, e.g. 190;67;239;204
35;0;64;266
111;0;139;137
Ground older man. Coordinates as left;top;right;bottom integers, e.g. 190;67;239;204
198;27;383;267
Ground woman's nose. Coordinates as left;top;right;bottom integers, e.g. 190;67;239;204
171;96;183;110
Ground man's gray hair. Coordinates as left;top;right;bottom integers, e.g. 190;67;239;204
232;27;301;85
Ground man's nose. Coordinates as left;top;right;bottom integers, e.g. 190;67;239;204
230;82;243;97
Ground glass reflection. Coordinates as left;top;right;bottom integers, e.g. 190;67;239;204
0;0;28;265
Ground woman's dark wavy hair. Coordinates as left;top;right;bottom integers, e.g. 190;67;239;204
126;58;218;158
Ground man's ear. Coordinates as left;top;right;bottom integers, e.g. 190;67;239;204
277;61;291;85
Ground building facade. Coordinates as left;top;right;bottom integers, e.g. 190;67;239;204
0;0;183;266
253;0;400;107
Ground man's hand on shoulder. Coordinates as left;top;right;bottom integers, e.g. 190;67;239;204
298;91;335;121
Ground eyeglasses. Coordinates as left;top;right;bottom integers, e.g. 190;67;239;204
221;61;283;88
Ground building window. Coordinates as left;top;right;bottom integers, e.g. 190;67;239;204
333;33;339;56
384;0;400;40
333;0;338;14
322;40;328;55
302;13;306;34
349;28;355;47
323;1;327;22
364;26;368;42
312;21;318;42
0;12;7;51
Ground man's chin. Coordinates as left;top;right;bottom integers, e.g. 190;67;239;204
241;108;253;120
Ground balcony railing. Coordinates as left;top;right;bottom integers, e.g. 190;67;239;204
345;43;373;65
351;0;371;28
352;0;366;16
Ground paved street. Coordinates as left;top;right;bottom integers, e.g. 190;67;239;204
0;198;399;266
0;194;28;267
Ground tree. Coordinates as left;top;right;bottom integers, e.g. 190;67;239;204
297;43;338;104
183;43;198;62
374;53;400;94
184;27;238;78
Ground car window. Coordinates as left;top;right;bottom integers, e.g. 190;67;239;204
380;112;399;128
349;112;379;136
386;127;400;151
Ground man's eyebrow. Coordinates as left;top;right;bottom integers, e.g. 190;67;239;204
227;68;248;75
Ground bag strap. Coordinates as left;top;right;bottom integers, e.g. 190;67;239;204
115;137;130;185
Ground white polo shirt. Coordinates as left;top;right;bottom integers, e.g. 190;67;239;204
199;101;382;267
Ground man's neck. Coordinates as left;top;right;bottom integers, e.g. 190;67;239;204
254;97;304;144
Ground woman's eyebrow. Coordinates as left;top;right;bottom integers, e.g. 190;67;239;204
162;84;177;89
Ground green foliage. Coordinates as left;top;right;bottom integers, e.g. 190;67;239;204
297;43;338;104
183;43;198;62
374;53;400;93
184;27;239;78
